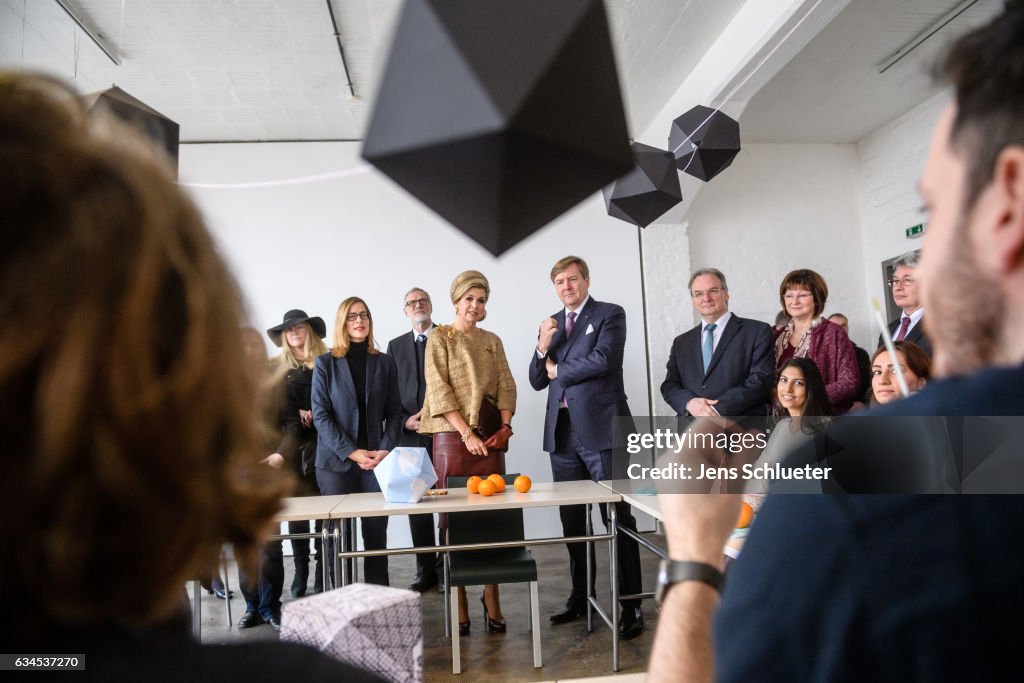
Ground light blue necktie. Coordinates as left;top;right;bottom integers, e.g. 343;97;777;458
702;323;717;375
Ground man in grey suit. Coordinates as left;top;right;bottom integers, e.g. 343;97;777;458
529;255;645;640
661;268;774;418
386;287;441;593
878;250;932;356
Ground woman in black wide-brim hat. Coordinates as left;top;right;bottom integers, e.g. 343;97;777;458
266;309;328;598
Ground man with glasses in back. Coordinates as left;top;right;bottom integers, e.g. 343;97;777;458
878;250;932;356
661;268;774;418
386;288;441;592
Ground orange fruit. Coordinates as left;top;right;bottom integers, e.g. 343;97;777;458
467;476;482;494
487;473;506;492
736;501;754;529
513;475;532;493
477;479;496;497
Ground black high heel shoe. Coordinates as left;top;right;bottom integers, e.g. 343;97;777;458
456;590;471;635
480;594;507;633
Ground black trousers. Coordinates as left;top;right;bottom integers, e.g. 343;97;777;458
317;466;389;586
406;433;441;578
289;469;323;569
550;409;642;609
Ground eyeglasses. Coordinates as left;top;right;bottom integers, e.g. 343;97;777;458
783;292;813;302
404;297;430;308
346;312;370;322
887;277;915;288
691;288;724;299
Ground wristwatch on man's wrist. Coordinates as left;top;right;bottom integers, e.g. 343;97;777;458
654;559;725;605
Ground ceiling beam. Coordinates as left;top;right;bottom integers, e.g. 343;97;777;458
54;0;121;66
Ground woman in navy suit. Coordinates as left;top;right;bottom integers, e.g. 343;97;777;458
312;296;402;586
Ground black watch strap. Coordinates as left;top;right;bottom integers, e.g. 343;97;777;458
655;559;724;605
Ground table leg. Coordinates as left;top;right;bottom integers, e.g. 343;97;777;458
348;519;358;583
610;502;619;672
322;523;332;591
586;503;594;633
192;579;201;638
450;581;461;675
342;520;350;585
442;551;450;637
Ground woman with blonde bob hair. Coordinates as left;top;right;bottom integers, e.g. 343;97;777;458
312;297;402;586
419;270;517;635
0;72;379;680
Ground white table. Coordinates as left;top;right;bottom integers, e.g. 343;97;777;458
598;480;746;567
328;480;632;671
270;494;348;595
192;494;348;637
276;493;348;521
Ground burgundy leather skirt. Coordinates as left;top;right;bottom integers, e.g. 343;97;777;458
433;431;506;528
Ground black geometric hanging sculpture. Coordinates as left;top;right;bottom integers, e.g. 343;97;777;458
668;105;740;182
82;86;180;178
362;0;632;256
603;142;682;228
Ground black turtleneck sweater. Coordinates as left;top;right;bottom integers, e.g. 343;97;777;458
346;339;369;449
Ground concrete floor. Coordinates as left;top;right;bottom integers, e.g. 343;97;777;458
192;533;664;681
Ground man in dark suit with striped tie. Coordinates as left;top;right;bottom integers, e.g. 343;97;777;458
529;255;645;640
878;250;932;356
386;287;440;593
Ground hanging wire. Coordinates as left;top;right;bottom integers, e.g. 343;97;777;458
671;0;827;159
118;0;126;63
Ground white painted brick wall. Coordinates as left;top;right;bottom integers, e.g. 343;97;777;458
857;90;948;328
679;143;867;338
641;221;692;415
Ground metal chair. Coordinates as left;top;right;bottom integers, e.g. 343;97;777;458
445;474;541;675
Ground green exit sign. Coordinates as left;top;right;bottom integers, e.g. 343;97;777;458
905;223;925;239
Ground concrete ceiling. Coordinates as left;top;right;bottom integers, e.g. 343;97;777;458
46;0;746;143
740;0;1003;144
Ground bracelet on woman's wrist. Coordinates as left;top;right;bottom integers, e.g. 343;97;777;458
461;427;473;443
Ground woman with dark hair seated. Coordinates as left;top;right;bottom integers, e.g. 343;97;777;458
773;269;860;413
871;341;931;405
747;357;833;495
0;72;381;681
